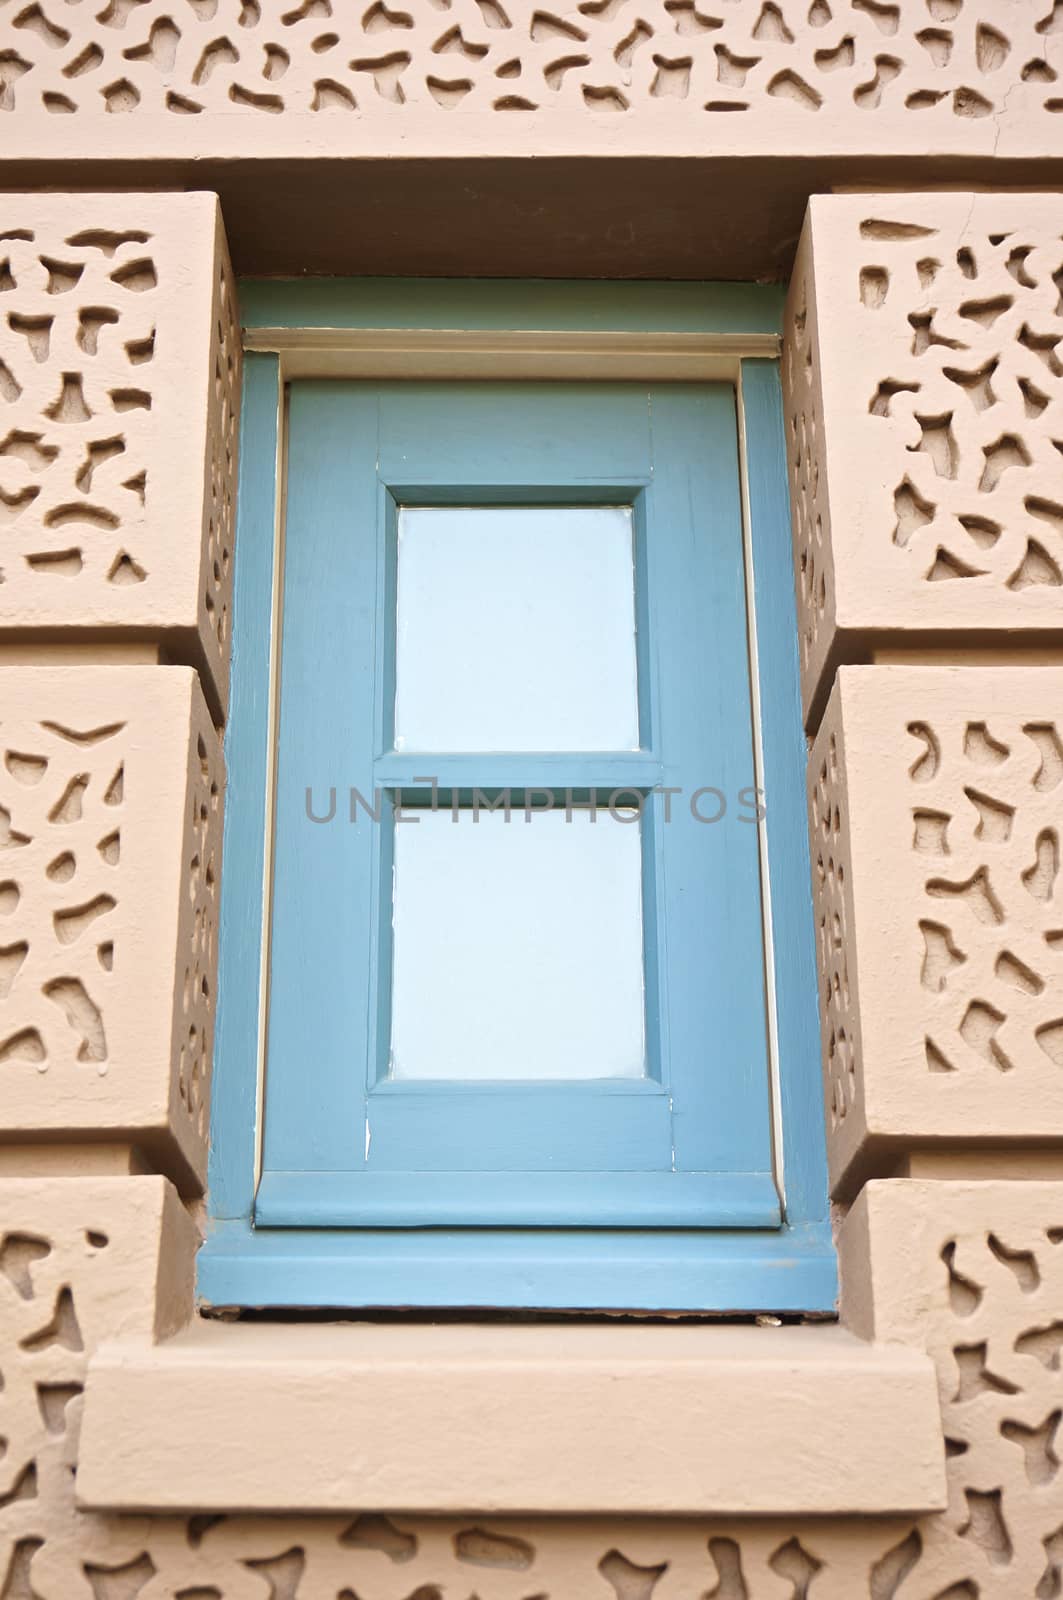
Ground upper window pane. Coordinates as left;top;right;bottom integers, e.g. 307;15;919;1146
393;505;640;752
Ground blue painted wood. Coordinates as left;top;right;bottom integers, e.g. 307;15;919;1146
740;359;831;1228
260;384;381;1176
259;379;776;1223
644;385;773;1178
255;1170;781;1228
199;1215;836;1313
364;1080;677;1165
240;278;784;337
203;282;835;1313
207;351;278;1221
372;753;663;792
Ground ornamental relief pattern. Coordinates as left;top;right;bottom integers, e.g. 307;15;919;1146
858;1184;1063;1600
174;725;222;1145
809;722;859;1137
0;0;1060;118
784;230;834;725
908;713;1063;1085
0;197;239;710
0;228;159;593
858;218;1063;599
4;1178;1063;1597
0;716;126;1081
0;670;223;1171
808;670;1063;1186
203;255;239;668
922;1219;1063;1598
782;193;1063;720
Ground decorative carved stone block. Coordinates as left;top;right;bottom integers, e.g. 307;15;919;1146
842;1179;1063;1600
785;193;1063;722
0;1177;195;1593
0;194;240;715
811;666;1063;1194
0;0;1059;144
0;668;223;1190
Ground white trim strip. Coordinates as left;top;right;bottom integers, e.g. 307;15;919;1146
244;325;780;382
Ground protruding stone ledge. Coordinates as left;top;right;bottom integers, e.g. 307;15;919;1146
77;1320;945;1517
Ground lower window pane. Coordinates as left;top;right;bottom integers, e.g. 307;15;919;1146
388;806;647;1081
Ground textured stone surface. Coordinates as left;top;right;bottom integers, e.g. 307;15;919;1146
842;1180;1063;1600
784;192;1063;721
0;1179;195;1598
0;195;240;713
0;0;1060;155
0;668;223;1189
0;163;1059;1596
810;666;1063;1194
5;1176;1062;1596
77;1321;944;1515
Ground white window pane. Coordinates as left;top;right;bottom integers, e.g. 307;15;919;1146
394;506;639;752
389;807;646;1081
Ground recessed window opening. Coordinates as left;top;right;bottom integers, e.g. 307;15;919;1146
202;283;833;1316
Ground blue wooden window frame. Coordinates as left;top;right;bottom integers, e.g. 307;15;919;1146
260;381;778;1231
200;280;835;1314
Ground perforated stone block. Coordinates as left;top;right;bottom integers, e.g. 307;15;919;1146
841;1179;1063;1600
0;1177;196;1592
0;0;1059;155
785;193;1063;722
0;668;224;1191
810;666;1063;1195
0;195;239;716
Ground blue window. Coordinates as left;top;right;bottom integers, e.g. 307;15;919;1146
202;282;834;1313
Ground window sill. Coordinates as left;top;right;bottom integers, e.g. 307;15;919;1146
77;1320;946;1516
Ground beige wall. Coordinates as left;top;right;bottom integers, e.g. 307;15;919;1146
3;1173;1062;1591
786;193;1063;727
3;1;1062;279
0;41;1061;1587
6;0;1060;131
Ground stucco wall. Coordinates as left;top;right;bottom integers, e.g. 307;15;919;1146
4;0;1063;279
0;129;1060;1599
785;193;1063;726
4;1175;1063;1594
3;0;1060;147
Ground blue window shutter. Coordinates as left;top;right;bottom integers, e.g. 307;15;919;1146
202;289;835;1314
259;380;775;1230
